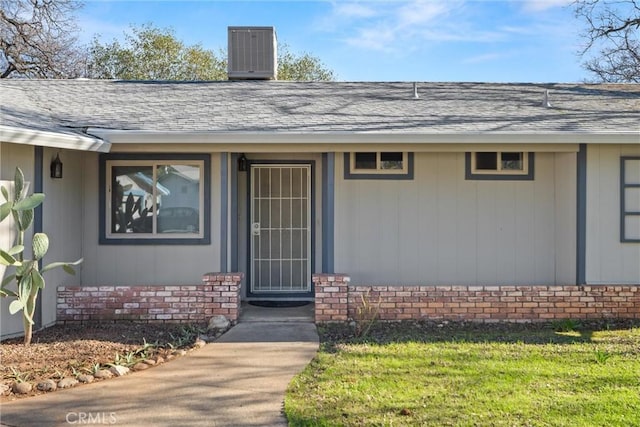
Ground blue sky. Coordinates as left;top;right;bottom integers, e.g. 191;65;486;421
78;0;585;82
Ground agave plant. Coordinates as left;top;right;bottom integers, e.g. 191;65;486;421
0;167;82;345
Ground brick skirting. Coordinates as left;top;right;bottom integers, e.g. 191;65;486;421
313;274;640;323
57;273;243;324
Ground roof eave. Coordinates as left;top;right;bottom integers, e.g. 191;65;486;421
0;125;111;153
86;129;640;145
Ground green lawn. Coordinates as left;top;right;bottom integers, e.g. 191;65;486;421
285;321;640;426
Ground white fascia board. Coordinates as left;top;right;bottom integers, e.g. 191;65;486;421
0;125;111;152
87;129;639;145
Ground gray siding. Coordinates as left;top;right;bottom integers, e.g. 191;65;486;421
334;151;576;285
80;152;221;285
586;144;640;284
41;148;84;327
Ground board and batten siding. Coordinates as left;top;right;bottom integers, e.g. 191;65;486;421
334;151;576;286
40;148;84;328
586;144;640;284
80;152;222;286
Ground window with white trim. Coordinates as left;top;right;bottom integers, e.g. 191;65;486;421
100;154;210;244
621;157;640;243
344;152;414;180
465;152;534;180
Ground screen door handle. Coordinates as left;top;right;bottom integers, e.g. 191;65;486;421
252;222;261;236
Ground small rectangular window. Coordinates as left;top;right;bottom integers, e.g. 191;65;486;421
475;152;497;170
354;152;377;170
501;152;523;170
466;152;534;181
380;152;404;169
621;157;640;243
344;152;414;180
100;154;210;245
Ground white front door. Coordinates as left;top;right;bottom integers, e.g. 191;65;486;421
249;164;312;296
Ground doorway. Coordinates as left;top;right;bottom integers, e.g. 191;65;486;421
248;163;313;299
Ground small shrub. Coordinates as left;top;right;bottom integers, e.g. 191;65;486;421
6;367;30;383
594;349;612;364
353;289;381;338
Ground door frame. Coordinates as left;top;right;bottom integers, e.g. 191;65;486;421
245;160;315;299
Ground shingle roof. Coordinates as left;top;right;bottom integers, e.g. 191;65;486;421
1;80;639;137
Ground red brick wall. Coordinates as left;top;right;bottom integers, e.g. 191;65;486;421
313;274;350;322
57;273;243;324
313;275;640;323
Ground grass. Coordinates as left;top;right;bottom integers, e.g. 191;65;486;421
285;321;640;426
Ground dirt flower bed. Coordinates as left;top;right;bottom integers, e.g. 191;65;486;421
0;322;206;400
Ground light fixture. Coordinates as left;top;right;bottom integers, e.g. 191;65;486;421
50;153;63;179
238;153;248;172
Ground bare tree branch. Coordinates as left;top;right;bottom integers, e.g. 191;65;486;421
0;0;86;78
574;0;640;82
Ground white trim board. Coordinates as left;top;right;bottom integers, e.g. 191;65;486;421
1;125;110;152
87;129;639;146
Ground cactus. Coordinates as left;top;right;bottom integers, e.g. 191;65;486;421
0;167;82;345
112;180;150;233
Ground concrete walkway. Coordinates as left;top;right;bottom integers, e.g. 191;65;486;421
0;306;319;427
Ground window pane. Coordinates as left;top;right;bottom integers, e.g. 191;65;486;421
380;152;403;169
625;188;640;212
624;216;640;240
354;152;376;169
475;152;497;170
625;159;640;185
156;164;200;234
501;152;524;170
111;165;154;234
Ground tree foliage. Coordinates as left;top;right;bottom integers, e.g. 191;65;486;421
0;0;85;78
574;0;640;82
89;24;335;81
89;24;226;80
277;43;335;81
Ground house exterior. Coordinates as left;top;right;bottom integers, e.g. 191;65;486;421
1;75;639;337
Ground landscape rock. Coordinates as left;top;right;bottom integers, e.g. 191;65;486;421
198;334;213;342
154;356;165;364
12;382;32;394
77;374;94;384
172;349;187;357
109;365;130;377
165;354;175;361
143;359;156;366
132;362;149;371
57;377;78;389
0;383;11;395
36;379;57;392
94;369;113;379
208;315;230;331
194;338;207;348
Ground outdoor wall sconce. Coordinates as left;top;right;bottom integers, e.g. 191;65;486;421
238;153;248;172
50;153;63;179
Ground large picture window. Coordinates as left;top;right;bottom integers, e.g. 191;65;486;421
100;154;210;244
